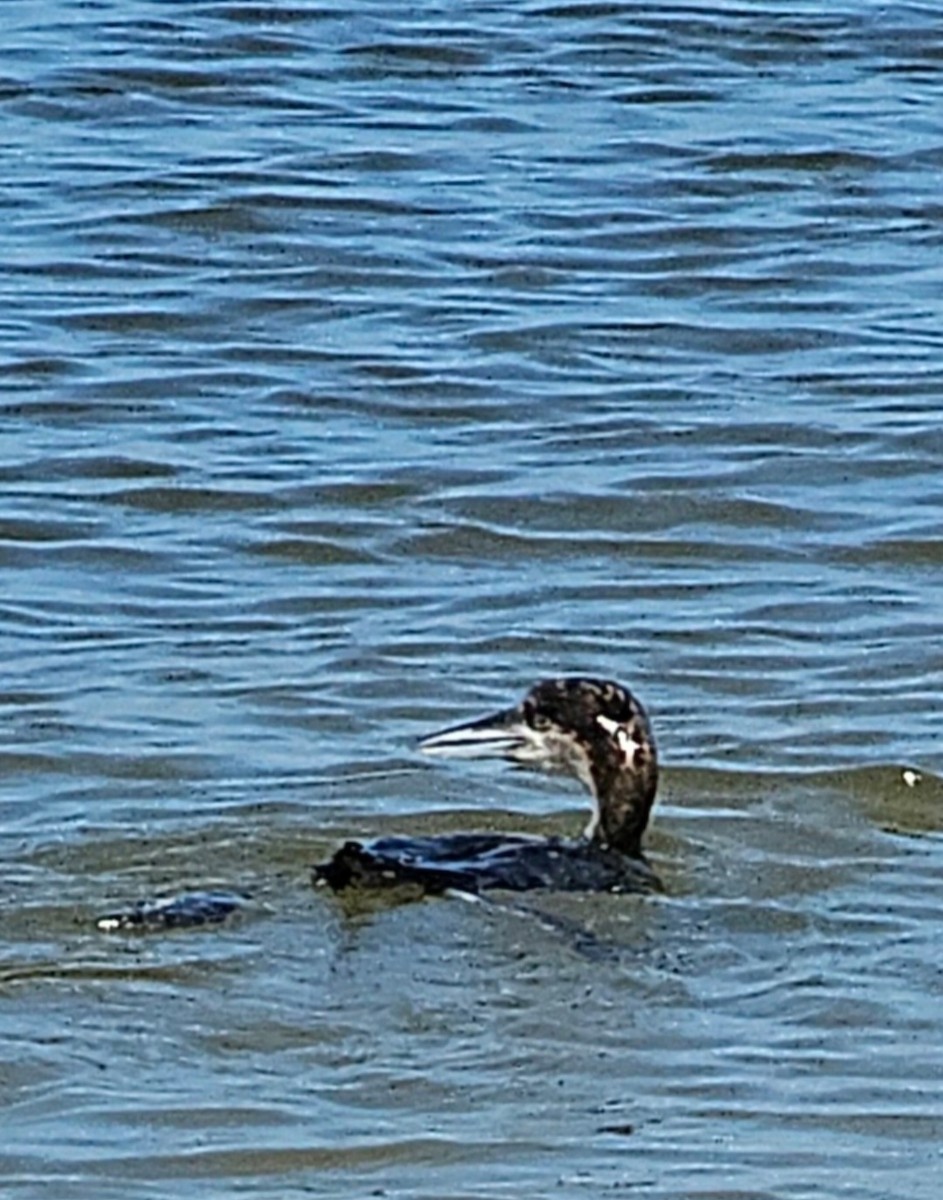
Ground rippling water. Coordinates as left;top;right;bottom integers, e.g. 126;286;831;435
3;1;943;1196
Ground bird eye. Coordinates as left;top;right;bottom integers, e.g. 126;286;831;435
531;713;552;732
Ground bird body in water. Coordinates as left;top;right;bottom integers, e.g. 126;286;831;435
314;676;660;896
96;676;659;934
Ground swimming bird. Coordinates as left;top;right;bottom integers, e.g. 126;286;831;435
313;677;660;895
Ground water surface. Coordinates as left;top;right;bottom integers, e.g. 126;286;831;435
3;1;943;1196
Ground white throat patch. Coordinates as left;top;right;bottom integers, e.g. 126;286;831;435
596;714;642;764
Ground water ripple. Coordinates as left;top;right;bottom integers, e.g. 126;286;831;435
5;0;943;1195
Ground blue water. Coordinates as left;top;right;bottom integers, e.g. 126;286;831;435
3;2;943;1196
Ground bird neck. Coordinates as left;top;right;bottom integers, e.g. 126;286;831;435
586;759;657;857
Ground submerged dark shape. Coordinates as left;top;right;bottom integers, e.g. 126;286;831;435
95;890;250;932
314;677;660;896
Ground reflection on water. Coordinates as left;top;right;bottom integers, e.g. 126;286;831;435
3;0;943;1196
4;768;943;1197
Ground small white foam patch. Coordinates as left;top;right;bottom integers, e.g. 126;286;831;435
596;713;642;762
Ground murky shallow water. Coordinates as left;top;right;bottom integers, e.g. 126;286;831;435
3;1;943;1196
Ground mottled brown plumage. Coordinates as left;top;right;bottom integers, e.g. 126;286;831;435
314;677;660;895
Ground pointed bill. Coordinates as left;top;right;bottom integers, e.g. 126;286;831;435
418;707;527;759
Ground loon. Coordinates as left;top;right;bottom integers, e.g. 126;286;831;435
95;677;660;932
313;676;660;896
